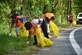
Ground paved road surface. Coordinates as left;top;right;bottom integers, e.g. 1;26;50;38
33;27;82;55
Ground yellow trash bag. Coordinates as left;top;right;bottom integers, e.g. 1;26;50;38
49;20;59;38
36;27;45;47
19;24;29;37
43;37;53;47
49;20;59;31
36;27;53;47
72;20;76;26
37;36;46;47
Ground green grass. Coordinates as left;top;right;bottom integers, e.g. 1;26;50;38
0;23;38;55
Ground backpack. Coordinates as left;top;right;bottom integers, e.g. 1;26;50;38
15;16;26;27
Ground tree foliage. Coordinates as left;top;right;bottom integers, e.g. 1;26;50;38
0;0;81;25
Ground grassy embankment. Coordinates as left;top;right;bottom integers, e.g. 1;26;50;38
0;23;38;55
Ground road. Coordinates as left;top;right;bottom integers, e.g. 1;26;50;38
33;26;82;55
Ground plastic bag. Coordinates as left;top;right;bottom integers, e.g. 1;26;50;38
36;27;45;47
19;24;29;37
72;20;76;26
49;20;59;38
36;27;53;47
43;37;53;47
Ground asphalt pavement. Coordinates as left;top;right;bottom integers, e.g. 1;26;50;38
33;26;82;55
74;28;82;51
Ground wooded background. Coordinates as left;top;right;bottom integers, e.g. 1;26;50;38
0;0;82;26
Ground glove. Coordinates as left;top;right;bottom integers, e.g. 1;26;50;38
37;25;40;27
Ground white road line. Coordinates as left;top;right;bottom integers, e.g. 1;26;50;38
69;27;82;55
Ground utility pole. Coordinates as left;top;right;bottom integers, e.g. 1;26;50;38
68;0;71;15
67;0;71;23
